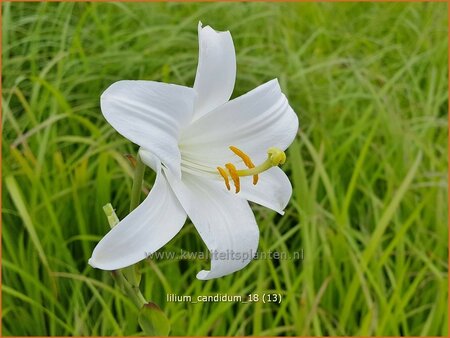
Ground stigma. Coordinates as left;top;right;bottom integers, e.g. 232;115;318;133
217;146;286;193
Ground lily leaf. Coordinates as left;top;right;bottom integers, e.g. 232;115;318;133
138;302;170;336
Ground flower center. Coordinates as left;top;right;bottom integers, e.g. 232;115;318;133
217;146;286;193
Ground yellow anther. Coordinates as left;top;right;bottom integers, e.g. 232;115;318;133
229;146;258;185
217;167;231;191
229;146;254;168
252;173;259;185
225;163;241;194
225;163;240;193
217;146;286;193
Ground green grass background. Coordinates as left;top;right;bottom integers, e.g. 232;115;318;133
2;1;448;336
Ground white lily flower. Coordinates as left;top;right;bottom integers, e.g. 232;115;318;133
89;23;299;280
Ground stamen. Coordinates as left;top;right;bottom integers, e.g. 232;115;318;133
225;163;240;193
216;146;286;193
217;167;230;191
229;146;258;185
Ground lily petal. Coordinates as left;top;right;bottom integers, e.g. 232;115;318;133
89;155;187;270
193;22;236;120
237;167;292;215
101;80;196;178
180;79;299;167
165;171;259;280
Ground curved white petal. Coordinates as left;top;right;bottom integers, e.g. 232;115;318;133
89;158;186;270
180;79;299;168
165;170;259;280
139;148;160;172
101;80;196;178
193;22;236;120
237;167;292;215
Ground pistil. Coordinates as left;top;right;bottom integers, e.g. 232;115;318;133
217;146;286;193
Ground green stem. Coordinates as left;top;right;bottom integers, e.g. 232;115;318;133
103;150;148;308
130;153;146;211
116;272;146;308
105;150;171;335
123;150;146;301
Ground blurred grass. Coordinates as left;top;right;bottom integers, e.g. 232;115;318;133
1;1;448;336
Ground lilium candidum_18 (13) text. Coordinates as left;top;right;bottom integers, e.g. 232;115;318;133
89;22;299;280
